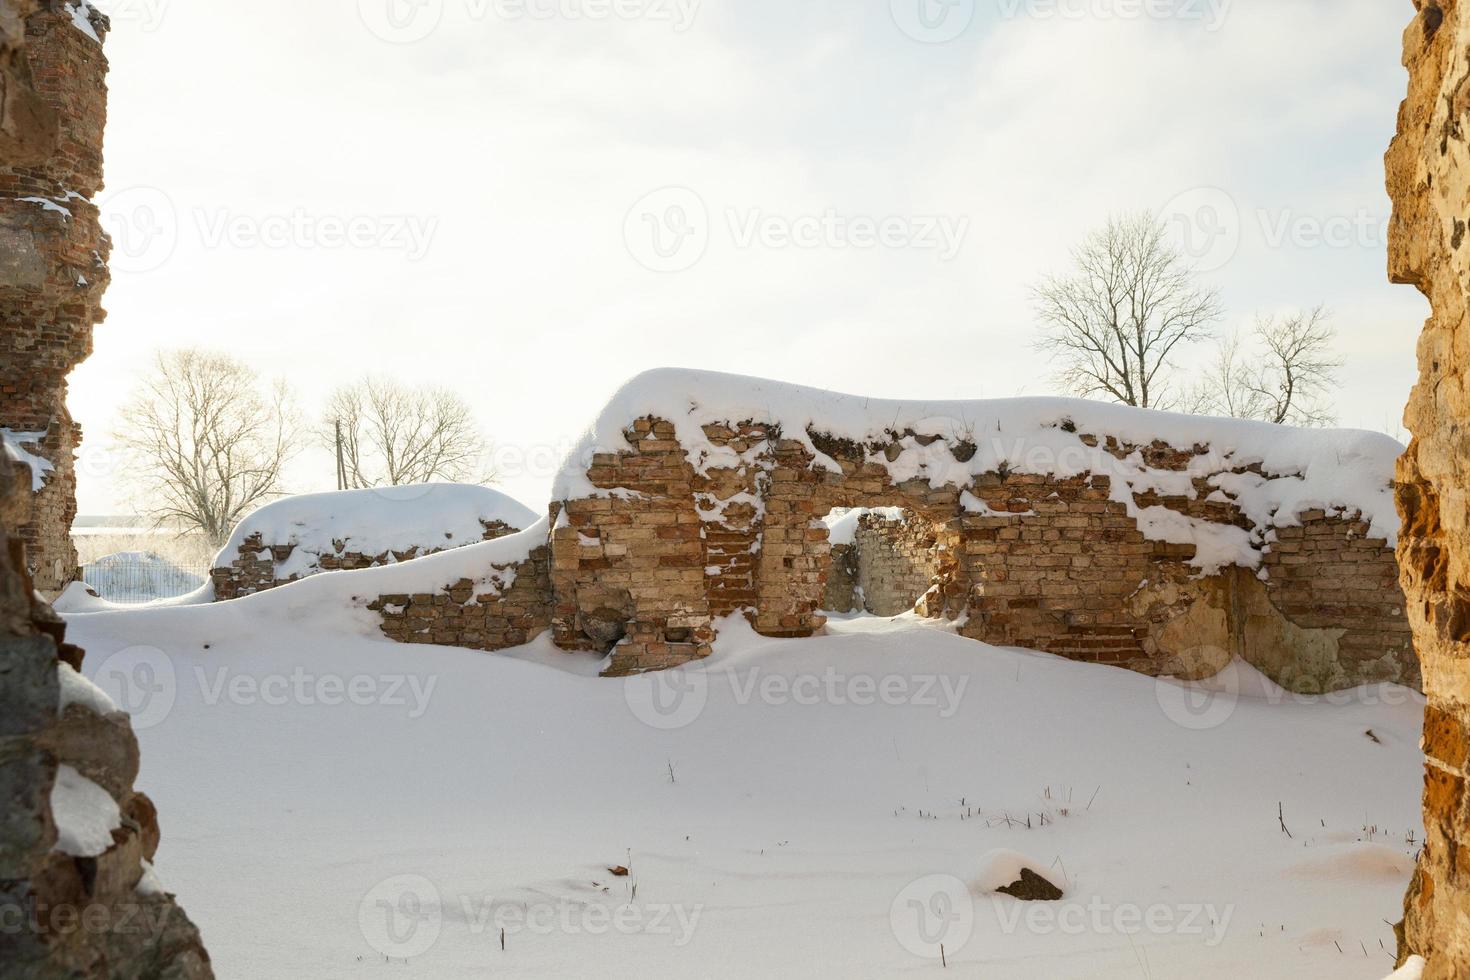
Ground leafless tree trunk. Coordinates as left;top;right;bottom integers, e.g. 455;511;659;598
1193;307;1342;426
115;349;301;547
1033;212;1222;409
321;377;489;488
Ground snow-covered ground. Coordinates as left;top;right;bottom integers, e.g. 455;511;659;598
63;599;1423;980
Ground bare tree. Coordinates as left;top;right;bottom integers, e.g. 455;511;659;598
116;349;301;547
322;377;489;488
1194;307;1342;426
1033;212;1223;409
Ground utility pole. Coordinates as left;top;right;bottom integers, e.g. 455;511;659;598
334;418;347;490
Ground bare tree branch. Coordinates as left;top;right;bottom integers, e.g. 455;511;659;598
1193;307;1342;426
320;376;491;488
115;349;302;547
1032;211;1222;409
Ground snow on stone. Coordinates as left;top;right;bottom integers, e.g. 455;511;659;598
1383;958;1426;980
50;765;121;858
135;860;166;897
553;369;1403;574
821;507;907;546
18;196;72;219
215;483;539;580
66;1;102;43
1;429;54;491
57;661;119;717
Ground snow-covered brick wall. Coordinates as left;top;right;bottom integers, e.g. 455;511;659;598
326;369;1408;691
211;483;538;600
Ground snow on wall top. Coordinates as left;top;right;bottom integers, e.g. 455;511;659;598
553;369;1404;573
214;483;539;577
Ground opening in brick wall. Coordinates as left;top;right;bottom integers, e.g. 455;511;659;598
818;506;951;619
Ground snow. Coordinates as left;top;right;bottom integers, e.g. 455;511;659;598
215;483;539;582
65;1;102;43
820;506;907;546
57;661;119;717
2;429;55;491
553;369;1403;574
50;764;121;858
18;196;73;219
136;859;166;897
64;600;1424;979
1385;957;1425;979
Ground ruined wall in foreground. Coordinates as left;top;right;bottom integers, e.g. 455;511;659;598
1388;1;1470;973
1;448;213;977
0;0;112;594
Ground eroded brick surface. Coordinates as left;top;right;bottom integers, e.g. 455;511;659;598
1387;1;1470;972
371;415;1413;690
0;0;111;594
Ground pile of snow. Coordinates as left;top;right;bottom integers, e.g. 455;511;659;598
214;483;539;581
80;551;205;604
553;369;1403;574
2;429;54;492
821;507;908;547
61;605;1424;979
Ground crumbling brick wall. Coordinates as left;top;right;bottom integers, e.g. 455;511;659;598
370;545;552;651
1386;1;1470;973
370;412;1414;692
822;541;859;613
1;343;212;979
0;0;112;594
211;520;521;601
850;513;945;617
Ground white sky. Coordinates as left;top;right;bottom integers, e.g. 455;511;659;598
71;0;1428;516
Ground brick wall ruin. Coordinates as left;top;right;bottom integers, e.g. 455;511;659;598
0;7;212;974
364;400;1415;692
1387;0;1470;973
211;519;521;601
0;0;112;595
1;437;213;978
821;511;948;618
